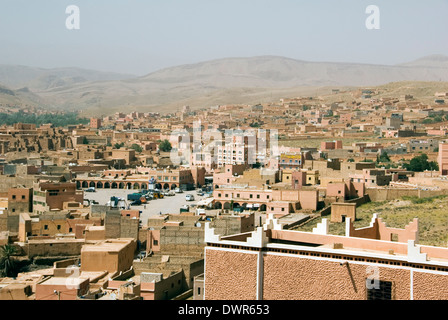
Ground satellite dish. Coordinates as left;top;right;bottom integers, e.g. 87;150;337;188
196;222;202;228
110;293;117;300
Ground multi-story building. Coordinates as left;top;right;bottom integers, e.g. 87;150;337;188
438;143;448;175
349;169;393;187
216;134;250;167
90;118;102;129
279;153;302;170
32;181;84;214
212;187;318;212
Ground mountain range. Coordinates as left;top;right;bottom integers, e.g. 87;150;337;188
0;54;447;115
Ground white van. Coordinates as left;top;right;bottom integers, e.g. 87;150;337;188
185;194;195;201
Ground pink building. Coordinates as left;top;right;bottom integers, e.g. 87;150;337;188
212;188;318;211
438;143;448;175
213;164;247;187
321;140;343;151
326;180;365;200
349;169;392;187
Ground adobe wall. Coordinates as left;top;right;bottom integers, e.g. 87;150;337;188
366;188;448;202
0;215;7;232
299;190;318;211
0;284;31;300
412;271;448;300
331;203;356;223
262;253;411;300
160;228;204;251
204;237;448;299
0;176;36;193
204;248;258;300
120;216;139;239
81;251;118;273
26;240;85;258
150;271;184;300
35;279;89;300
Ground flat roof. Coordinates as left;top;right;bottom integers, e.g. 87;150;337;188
39;276;87;287
81;239;134;252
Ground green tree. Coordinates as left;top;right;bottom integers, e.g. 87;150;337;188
114;142;124;149
376;152;390;163
0;244;17;277
159;139;172;152
403;154;439;172
130;143;143;153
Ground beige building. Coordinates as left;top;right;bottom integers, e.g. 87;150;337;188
80;238;137;274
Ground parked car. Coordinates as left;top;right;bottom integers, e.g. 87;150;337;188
174;188;183;193
196;190;204;196
85;187;95;192
185;194;195;201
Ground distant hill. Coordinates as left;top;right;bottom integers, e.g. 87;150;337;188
0;65;134;90
0;83;45;108
136;55;448;88
1;55;448;115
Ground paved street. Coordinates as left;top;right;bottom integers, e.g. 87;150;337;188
83;188;209;224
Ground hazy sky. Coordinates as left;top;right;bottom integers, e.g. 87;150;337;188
0;0;447;75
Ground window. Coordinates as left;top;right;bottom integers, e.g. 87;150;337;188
198;287;201;295
21;195;25;200
257;195;260;199
57;225;61;230
366;280;392;300
44;225;48;230
12;195;16;200
153;240;158;246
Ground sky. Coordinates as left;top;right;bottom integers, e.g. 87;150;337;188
0;0;447;76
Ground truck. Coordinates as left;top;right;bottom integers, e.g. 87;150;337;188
108;196;127;209
127;193;143;201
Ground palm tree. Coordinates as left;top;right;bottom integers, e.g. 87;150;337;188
0;244;17;277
